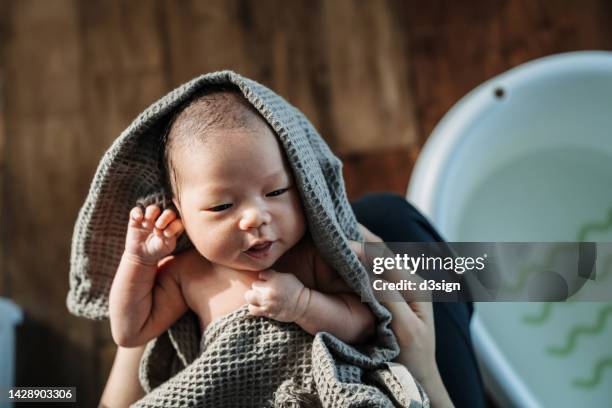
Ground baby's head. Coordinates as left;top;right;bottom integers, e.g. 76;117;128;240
161;87;307;272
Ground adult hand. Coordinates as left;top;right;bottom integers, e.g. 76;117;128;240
353;223;454;407
384;298;454;407
351;223;437;381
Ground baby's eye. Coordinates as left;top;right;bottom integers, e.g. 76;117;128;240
207;203;233;212
266;188;290;197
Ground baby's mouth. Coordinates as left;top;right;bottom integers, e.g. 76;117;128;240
244;241;274;259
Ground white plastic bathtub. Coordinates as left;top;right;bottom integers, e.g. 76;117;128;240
407;51;612;408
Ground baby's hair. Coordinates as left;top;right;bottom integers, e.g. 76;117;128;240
158;84;264;204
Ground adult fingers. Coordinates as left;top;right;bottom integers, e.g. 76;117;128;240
409;301;435;330
348;240;364;262
382;299;420;345
348;240;359;249
381;288;421;327
357;223;383;242
381;286;433;329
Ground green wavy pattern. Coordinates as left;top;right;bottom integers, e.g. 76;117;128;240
521;209;612;324
576;208;612;242
547;305;612;357
568;210;612;390
573;356;612;388
509;207;612;294
523;303;555;324
516;209;612;392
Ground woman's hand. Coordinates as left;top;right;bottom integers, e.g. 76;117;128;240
383;299;436;382
349;223;438;381
384;298;454;407
352;223;454;407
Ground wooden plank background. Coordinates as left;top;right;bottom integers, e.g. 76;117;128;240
0;0;610;405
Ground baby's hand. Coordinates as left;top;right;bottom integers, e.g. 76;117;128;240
124;205;184;266
245;270;310;323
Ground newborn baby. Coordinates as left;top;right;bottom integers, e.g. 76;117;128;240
109;88;375;347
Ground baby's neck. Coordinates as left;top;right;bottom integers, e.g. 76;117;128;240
210;262;262;275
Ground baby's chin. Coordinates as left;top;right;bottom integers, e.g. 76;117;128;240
208;254;283;273
239;251;290;272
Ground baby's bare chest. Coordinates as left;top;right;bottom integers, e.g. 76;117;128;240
180;265;256;332
175;240;320;332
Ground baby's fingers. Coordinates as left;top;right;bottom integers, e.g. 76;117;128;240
162;218;184;238
155;209;177;230
129;207;144;227
247;304;269;317
143;205;161;228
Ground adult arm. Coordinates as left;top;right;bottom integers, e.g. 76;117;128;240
98;345;146;408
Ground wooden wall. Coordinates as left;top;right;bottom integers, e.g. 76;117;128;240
0;0;610;405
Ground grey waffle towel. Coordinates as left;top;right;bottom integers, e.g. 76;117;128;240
67;71;429;407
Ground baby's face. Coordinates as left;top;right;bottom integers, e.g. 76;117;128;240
171;120;307;272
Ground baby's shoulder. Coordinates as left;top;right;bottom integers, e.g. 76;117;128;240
158;248;214;283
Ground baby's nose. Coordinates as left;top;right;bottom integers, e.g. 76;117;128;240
239;207;272;230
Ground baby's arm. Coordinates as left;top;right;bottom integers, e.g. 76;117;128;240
300;254;376;343
245;257;375;344
109;205;188;348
